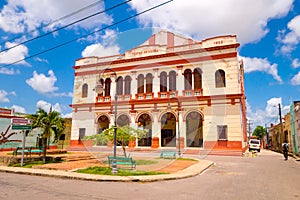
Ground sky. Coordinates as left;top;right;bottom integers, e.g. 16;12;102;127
0;0;300;131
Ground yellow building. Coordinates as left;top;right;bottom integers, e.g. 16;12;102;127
70;31;247;155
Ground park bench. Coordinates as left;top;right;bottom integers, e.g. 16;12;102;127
13;147;31;157
107;156;136;169
30;147;43;156
12;146;43;157
160;150;176;159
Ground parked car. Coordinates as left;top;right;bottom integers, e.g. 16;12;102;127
249;139;261;152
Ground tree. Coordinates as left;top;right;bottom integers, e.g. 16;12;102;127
0;125;21;145
84;125;147;157
252;126;266;139
26;108;65;163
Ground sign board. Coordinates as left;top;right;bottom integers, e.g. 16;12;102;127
11;118;31;125
11;125;32;130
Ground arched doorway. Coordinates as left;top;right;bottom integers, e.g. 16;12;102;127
116;114;130;146
116;114;130;127
97;115;109;146
161;112;176;147
137;113;152;147
186;112;203;147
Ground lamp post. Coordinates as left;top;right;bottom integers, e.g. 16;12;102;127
177;107;181;157
95;68;118;174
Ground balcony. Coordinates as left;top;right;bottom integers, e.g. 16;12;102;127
183;89;203;97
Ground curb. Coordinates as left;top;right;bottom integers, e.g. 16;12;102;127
0;160;214;182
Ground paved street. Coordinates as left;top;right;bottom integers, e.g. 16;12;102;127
1;150;299;200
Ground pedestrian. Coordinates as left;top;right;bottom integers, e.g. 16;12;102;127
282;141;289;160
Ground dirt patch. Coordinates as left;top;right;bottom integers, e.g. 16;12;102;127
158;160;198;173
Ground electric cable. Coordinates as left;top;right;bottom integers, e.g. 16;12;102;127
0;0;173;68
0;0;131;54
0;0;103;47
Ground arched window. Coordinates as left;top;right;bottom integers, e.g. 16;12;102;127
137;74;144;93
215;69;226;88
116;76;123;95
146;73;153;93
169;70;176;91
82;83;88;98
104;78;111;96
194;68;202;89
184;69;192;90
160;71;167;92
124;76;131;95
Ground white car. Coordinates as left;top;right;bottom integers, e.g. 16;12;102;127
249;139;261;152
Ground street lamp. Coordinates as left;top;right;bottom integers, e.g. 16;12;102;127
168;98;181;157
95;68;118;174
177;106;181;157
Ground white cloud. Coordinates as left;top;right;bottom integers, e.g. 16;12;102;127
36;100;62;113
291;71;300;85
241;56;282;83
0;42;29;65
292;58;300;68
247;97;289;128
62;112;72;118
12;105;26;113
0;67;20;75
0;0;112;34
82;43;120;57
0;90;9;102
129;0;293;45
277;15;300;54
26;70;58;94
81;29;120;57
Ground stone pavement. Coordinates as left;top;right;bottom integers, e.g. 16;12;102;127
0;150;214;182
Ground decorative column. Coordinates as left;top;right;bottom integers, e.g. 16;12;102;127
153;68;159;98
131;71;137;99
151;112;160;148
177;66;184;96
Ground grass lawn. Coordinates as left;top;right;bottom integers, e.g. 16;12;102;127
9;160;62;168
76;166;168;176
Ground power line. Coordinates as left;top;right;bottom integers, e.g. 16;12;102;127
0;0;173;68
0;0;103;47
0;0;131;54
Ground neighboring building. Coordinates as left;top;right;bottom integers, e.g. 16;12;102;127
291;101;300;155
70;31;247;155
0;107;69;150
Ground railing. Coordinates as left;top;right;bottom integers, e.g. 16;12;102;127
158;91;178;98
135;93;154;100
183;89;203;97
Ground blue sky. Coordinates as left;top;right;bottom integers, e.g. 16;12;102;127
0;0;299;130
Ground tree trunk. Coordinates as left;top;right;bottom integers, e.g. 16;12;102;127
42;138;47;163
122;145;127;157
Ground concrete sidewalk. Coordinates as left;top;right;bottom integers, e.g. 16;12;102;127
0;153;214;182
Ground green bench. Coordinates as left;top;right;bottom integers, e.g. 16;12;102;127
13;147;43;157
107;156;136;169
160;150;176;159
13;147;31;156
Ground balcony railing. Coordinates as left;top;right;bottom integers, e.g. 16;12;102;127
183;89;203;97
135;92;154;100
96;89;202;102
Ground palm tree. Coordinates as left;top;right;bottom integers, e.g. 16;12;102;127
26;108;65;163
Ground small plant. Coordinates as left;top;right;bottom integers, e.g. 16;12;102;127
76;166;168;176
176;157;198;162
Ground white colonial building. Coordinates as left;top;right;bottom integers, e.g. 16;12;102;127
70;31;247;155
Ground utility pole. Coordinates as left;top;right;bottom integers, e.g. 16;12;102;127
247;119;253;141
278;103;284;150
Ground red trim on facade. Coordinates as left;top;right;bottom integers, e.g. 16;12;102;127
70;94;243;109
72;44;239;71
167;32;174;47
149;35;155;45
74;52;237;77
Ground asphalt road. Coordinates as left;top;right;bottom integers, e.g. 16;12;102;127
1;150;299;200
